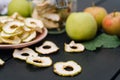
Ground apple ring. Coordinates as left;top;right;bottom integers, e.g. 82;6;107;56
2;21;24;34
35;41;59;54
0;36;21;44
53;60;82;76
64;41;85;52
0;28;23;38
24;18;44;33
10;12;25;21
0;58;5;66
13;48;38;60
26;56;52;67
22;31;36;42
0;16;14;24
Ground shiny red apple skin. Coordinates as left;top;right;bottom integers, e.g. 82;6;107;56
102;12;120;36
84;6;107;27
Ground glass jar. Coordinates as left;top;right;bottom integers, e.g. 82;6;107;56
0;0;11;15
31;0;77;34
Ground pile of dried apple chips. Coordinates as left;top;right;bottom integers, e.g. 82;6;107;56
0;12;44;44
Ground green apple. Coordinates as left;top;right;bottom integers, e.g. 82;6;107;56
66;12;97;41
8;0;33;17
102;12;120;36
84;6;107;28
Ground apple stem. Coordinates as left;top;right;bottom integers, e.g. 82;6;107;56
92;2;95;7
113;9;117;17
91;0;96;7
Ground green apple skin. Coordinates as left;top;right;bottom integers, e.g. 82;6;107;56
66;12;97;41
84;6;107;28
8;0;32;17
102;12;120;36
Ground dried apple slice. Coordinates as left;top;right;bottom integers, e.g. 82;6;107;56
10;12;25;21
0;28;23;38
22;31;36;42
43;13;60;21
0;31;13;38
13;48;38;60
35;41;59;54
13;27;24;35
0;16;14;32
0;58;5;66
31;8;39;19
2;21;24;34
53;60;82;76
26;56;52;67
23;25;32;31
64;41;85;52
24;18;44;33
0;16;14;24
42;18;59;29
19;31;30;40
0;16;8;22
0;36;21;44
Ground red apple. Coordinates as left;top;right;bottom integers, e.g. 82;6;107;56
84;6;107;28
102;12;120;36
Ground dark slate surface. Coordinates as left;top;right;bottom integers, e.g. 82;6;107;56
0;0;120;80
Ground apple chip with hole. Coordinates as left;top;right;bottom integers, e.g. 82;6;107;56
64;41;85;52
13;48;38;60
2;21;24;34
24;18;44;33
0;36;21;44
53;60;82;76
26;56;52;67
35;41;59;54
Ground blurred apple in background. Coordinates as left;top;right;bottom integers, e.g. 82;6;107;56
84;6;107;28
102;12;120;36
8;0;33;17
66;12;97;41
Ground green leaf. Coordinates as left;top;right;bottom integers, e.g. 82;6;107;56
83;40;97;51
82;33;120;51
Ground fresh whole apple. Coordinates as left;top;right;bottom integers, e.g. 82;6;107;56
102;12;120;36
66;12;97;41
84;6;107;28
8;0;33;17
